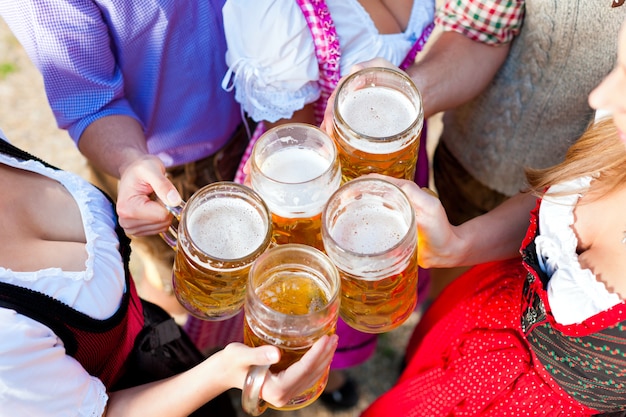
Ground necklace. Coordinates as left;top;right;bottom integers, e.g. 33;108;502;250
623;231;626;244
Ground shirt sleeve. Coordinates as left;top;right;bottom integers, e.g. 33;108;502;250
221;0;321;123
435;0;525;45
0;1;140;144
0;309;108;416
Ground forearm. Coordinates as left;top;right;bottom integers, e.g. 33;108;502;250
105;350;233;417
407;31;511;119
103;339;335;417
78;115;150;179
451;192;537;266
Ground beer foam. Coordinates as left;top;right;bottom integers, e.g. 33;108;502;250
187;197;267;259
339;86;418;144
254;146;340;217
330;202;408;254
261;146;329;183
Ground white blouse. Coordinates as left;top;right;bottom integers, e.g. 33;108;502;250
221;0;436;123
0;149;124;416
537;176;621;325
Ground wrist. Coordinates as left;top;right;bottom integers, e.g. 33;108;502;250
448;225;477;267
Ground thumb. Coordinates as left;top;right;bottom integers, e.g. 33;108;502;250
253;345;281;366
147;172;181;207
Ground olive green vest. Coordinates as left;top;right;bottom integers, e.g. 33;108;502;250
441;1;626;196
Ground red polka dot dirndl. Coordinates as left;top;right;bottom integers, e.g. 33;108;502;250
361;258;597;417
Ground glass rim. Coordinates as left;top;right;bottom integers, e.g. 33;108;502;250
332;66;424;143
246;243;341;319
181;181;273;263
321;177;417;259
250;122;339;186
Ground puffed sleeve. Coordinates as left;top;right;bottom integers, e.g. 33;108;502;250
222;0;321;123
0;309;108;416
0;0;139;145
436;0;525;45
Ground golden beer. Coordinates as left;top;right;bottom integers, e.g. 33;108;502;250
242;244;340;413
321;178;418;333
271;212;323;251
163;182;272;321
338;252;418;333
250;123;341;251
244;273;330;371
332;67;423;183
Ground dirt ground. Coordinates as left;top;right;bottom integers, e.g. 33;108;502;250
0;17;439;417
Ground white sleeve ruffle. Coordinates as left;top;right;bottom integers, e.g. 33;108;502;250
0;309;108;416
221;0;321;123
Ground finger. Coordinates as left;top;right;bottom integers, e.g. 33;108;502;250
262;335;338;406
117;194;173;224
250;345;281;366
117;160;180;223
242;157;251;176
357;57;396;72
144;173;181;208
122;156;182;207
320;89;338;134
420;187;438;198
122;221;172;237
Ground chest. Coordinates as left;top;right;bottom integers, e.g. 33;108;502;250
0;165;86;271
572;187;626;297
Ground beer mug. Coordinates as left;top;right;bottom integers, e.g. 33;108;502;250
241;244;340;415
331;66;424;182
161;182;272;321
321;177;418;333
249;123;341;251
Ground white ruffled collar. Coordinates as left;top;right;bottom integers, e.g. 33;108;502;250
537;176;621;325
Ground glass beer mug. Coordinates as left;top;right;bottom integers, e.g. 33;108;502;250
321;177;418;333
249;123;341;251
161;182;272;321
331;66;424;182
241;244;341;415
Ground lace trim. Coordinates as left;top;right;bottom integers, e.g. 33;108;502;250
222;58;321;123
232;0;433;182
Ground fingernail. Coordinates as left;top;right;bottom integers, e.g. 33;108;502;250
267;349;280;362
167;190;181;206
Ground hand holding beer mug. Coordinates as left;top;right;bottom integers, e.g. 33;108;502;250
242;244;340;415
321;177;418;333
161;182;272;321
249;123;341;251
331;66;423;182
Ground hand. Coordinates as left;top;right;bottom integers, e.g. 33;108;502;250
217;334;338;408
115;154;182;236
366;174;461;269
261;334;339;408
240;157;252;188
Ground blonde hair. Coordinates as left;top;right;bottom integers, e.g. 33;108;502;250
525;118;626;200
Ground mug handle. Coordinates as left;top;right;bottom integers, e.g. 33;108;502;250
241;364;270;416
159;201;185;249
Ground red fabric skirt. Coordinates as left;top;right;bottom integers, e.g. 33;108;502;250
362;258;597;417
